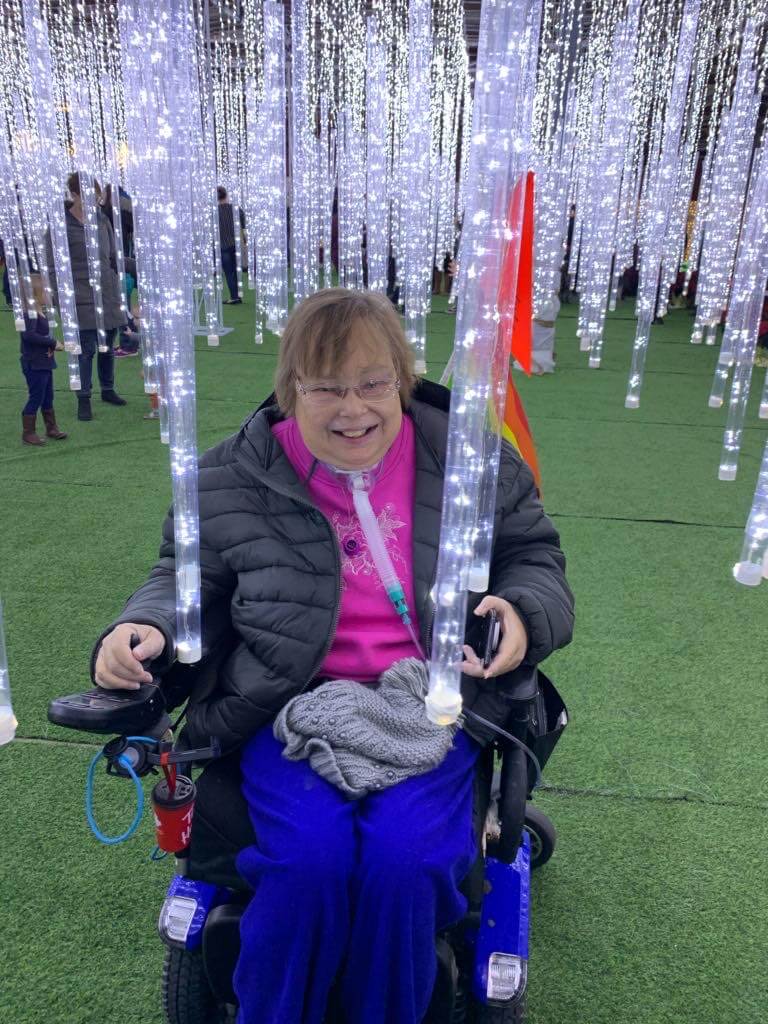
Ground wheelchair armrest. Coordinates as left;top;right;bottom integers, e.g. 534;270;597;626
495;662;539;703
495;739;528;863
47;682;169;736
489;701;533;863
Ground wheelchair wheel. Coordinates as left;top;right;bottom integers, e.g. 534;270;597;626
162;946;235;1024
523;803;556;869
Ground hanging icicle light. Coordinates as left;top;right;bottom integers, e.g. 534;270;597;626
401;0;433;375
625;0;700;408
365;16;390;294
0;596;16;746
717;145;768;481
733;432;768;586
119;0;202;662
246;0;289;336
426;0;541;726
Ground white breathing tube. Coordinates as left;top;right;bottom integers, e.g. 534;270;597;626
349;473;425;657
326;464;425;658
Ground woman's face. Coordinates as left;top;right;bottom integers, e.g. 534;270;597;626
294;320;403;471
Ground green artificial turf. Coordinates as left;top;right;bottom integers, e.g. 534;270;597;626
1;290;766;1023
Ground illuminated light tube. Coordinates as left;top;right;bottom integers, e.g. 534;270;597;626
0;597;16;746
119;0;202;663
733;434;768;587
625;0;700;408
426;0;541;727
717;146;768;482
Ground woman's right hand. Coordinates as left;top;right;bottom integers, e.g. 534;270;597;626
94;623;166;690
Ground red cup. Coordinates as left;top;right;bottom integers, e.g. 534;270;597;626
152;775;196;854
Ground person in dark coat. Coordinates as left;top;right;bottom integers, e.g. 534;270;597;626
46;172;127;421
19;274;67;446
217;185;241;304
92;288;574;1024
1;237;11;310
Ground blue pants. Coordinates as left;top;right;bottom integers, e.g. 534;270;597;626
22;367;54;414
234;726;480;1024
77;327;117;397
221;246;239;300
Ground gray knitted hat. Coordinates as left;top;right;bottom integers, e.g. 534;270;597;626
273;658;456;799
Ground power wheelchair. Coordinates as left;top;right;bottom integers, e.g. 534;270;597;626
50;650;567;1024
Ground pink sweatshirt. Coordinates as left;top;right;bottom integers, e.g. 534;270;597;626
272;415;421;681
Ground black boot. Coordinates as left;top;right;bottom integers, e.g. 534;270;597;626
101;389;127;406
77;396;93;421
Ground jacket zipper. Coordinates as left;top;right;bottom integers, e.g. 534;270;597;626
299;503;342;692
234;449;343;690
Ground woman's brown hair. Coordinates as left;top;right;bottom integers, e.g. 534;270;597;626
274;288;416;414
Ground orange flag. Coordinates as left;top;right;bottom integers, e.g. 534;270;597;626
511;171;535;373
497;170;535;373
502;370;541;493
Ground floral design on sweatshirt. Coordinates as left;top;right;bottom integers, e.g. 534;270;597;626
332;503;407;590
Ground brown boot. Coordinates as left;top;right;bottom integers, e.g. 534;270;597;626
22;413;46;446
42;408;67;440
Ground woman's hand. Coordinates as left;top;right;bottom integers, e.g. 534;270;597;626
461;596;528;680
94;622;166;689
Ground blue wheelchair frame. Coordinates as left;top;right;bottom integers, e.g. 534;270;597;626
158;833;532;1010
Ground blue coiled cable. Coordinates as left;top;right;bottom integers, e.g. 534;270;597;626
84;736;158;845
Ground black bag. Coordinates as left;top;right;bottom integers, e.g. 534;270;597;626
527;669;568;788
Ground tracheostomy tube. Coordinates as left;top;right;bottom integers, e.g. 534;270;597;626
348;473;424;657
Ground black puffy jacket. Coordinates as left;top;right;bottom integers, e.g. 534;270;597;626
95;380;574;752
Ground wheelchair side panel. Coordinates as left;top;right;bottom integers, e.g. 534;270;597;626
158;875;231;951
473;834;531;1002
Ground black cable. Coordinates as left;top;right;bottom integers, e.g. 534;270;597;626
460;707;542;790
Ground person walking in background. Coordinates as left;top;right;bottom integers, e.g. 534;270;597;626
531;292;560;374
19;273;67;447
46;171;127;421
218;185;242;304
1;238;12;311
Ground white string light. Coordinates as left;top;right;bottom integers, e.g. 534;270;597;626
0;596;16;746
119;0;202;662
426;0;541;726
717;144;768;481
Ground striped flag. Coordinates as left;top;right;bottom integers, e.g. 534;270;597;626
502;370;541;493
498;171;541;491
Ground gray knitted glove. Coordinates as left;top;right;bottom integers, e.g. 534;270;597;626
273;658;456;799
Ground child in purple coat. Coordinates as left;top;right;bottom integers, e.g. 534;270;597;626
20;275;67;446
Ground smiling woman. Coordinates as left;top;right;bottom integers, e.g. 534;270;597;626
275;288;415;470
275;287;416;408
91;285;573;1023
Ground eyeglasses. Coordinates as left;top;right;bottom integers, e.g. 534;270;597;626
295;376;401;406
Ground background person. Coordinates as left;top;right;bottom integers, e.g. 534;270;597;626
217;185;241;305
531;291;560;374
1;237;11;311
19;273;67;446
46;171;127;421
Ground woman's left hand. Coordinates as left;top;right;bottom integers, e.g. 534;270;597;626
461;596;528;680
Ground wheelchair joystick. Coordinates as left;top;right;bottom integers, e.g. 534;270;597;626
47;631;220;849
